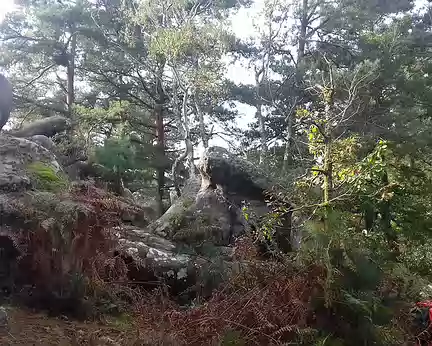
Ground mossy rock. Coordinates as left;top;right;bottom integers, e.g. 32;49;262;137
27;162;69;192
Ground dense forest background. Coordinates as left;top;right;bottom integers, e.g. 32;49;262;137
2;0;432;345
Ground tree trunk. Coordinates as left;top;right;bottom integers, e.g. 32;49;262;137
155;61;166;217
380;171;398;255
322;79;333;232
112;166;124;196
257;102;267;167
195;100;208;149
282;115;293;173
66;29;76;120
298;0;308;62
282;0;308;173
172;80;193;197
322;136;333;233
323;138;332;206
254;59;268;167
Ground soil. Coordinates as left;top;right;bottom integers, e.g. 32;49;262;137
0;306;143;346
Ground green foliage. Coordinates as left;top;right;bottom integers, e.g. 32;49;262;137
27;162;69;192
296;209;410;345
92;136;155;190
241;202;283;242
94;137;137;173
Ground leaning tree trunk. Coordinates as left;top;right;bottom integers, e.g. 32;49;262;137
282;115;294;173
256;102;267;167
254;62;268;168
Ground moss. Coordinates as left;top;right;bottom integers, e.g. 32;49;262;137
182;197;194;209
27;162;69;192
169;213;186;230
220;330;246;346
168;197;195;230
108;313;135;330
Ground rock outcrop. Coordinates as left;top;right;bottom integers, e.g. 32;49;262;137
199;146;273;199
148;146;295;253
0;133;296;309
0;135;62;192
9;116;70;138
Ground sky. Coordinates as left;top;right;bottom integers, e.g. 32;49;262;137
0;0;14;22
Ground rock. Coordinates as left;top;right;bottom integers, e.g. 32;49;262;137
0;135;62;192
30;135;57;152
198;146;272;199
115;225;193;295
149;177;201;237
0;306;8;327
9;116;70;138
148;147;295;252
64;161;105;181
115;224;240;301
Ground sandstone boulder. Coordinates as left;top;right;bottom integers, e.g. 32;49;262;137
0;135;62;192
9;116;70;138
148;146;296;252
0;134;204;302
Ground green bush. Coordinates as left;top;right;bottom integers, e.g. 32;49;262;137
295;209;411;345
27;162;69;192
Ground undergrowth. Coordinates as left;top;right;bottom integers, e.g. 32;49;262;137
2;182;426;345
11;183;137;319
128;216;424;346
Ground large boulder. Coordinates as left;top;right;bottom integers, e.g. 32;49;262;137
116;224;242;302
0;135;62;192
115;225;192;292
148;146;295;252
199;146;272;199
0;134;225;306
9;116;70;138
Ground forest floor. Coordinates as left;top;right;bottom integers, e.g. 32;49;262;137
0;306;143;346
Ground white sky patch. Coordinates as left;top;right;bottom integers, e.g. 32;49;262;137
0;0;15;22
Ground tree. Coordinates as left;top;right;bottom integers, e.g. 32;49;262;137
132;0;242;196
0;0;95;122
